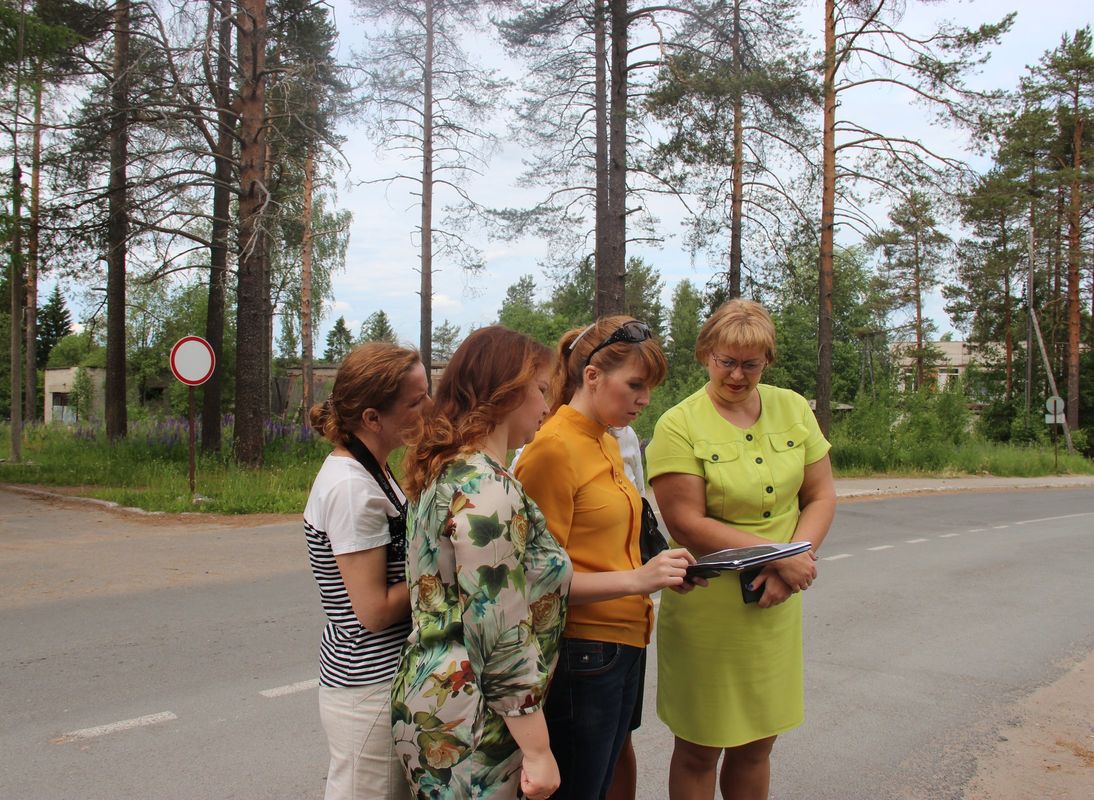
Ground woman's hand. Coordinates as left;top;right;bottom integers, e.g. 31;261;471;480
770;550;817;592
750;569;794;608
634;547;695;595
520;748;561;800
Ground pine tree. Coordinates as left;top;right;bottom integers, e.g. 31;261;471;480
35;286;72;369
323;317;354;363
359;311;398;344
432;319;461;362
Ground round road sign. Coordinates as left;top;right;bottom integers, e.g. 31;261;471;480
1045;395;1065;415
170;336;216;386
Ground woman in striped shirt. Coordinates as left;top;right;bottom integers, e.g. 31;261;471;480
304;342;431;800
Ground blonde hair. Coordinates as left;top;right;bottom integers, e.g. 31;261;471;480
308;342;421;445
550;315;668;414
694;299;777;365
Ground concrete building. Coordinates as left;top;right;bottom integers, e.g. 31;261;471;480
43;367;106;423
892;341;1002;391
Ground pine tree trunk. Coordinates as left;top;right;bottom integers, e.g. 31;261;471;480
9;155;22;462
24;68;42;423
815;0;837;435
594;0;609;312
202;0;232;454
728;0;743;299
105;0;130;442
913;228;923;390
420;0;434;385
1065;97;1082;429
1001;213;1012;401
300;139;315;417
603;0;627;315
233;0;269;466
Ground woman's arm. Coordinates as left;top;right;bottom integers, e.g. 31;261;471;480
791;454;836;552
567;547;695;605
503;710;560;800
335;549;409;632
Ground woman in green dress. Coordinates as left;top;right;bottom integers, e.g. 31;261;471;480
393;326;573;800
646;299;836;800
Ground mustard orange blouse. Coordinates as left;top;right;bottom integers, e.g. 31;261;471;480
515;405;652;648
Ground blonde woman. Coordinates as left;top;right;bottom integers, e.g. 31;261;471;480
647;299;836;800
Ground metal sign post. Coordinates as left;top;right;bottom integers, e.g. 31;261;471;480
169;337;216;499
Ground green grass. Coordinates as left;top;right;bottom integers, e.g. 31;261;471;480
830;438;1094;477
1;420;1090;514
0;420;330;514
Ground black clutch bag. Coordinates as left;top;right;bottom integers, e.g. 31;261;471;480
639;497;670;563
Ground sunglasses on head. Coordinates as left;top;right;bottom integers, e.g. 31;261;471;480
569;320;652;368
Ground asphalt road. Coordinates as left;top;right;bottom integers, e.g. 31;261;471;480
1;487;1092;799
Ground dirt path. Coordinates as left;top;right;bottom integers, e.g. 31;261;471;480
963;649;1094;800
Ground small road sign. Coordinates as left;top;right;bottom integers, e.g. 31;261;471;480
1045;395;1065;416
170;337;215;386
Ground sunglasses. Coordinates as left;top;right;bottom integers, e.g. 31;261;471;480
710;353;766;374
570;320;653;368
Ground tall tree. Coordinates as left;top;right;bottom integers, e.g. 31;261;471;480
103;0;129;442
645;0;817;299
323;315;353;362
944;166;1025;401
496;1;694;316
431;318;460;361
233;0;270;466
353;0;503;385
359;310;397;343
202;0;235;453
814;0;1012;433
869;191;950;391
35;283;70;368
1022;27;1094;430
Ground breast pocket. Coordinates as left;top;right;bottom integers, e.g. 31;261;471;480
692;440;740;520
766;423;809;487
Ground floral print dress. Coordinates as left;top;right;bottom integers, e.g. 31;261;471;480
392;452;572;799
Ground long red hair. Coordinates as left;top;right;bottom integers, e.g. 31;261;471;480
402;326;553;498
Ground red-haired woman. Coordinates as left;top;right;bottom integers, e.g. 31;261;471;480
392;326;573;800
304;342;431;800
515;316;699;800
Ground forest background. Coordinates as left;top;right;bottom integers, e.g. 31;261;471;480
0;0;1092;508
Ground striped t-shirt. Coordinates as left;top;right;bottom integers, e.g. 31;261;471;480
304;455;411;688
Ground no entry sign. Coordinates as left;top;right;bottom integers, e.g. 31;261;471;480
170;336;216;386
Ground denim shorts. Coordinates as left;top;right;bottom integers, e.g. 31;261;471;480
545;637;643;800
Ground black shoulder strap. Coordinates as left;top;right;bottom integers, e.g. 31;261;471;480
343;436;407;515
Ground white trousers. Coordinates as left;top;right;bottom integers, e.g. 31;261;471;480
318;682;411;800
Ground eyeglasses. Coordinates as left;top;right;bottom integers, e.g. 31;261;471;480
710;353;766;374
571;320;653;368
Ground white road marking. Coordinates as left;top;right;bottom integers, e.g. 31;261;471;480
57;711;177;742
260;678;320;698
967;528;987;532
867;545;895;551
905;538;928;544
939;533;960;538
992;525;1009;530
1014;512;1094;525
822;553;853;561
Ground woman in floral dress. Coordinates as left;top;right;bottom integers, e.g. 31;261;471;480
393;326;573;800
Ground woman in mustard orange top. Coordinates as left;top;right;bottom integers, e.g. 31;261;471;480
515;316;699;800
